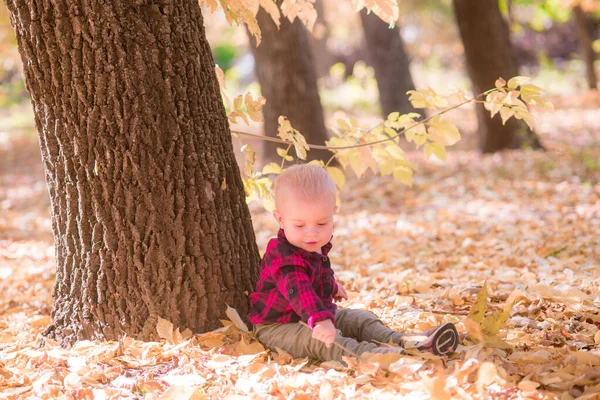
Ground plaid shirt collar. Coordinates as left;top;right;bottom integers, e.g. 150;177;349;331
276;229;333;259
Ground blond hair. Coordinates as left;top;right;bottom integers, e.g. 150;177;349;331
273;164;336;208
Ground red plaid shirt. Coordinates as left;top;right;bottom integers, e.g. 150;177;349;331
248;229;339;328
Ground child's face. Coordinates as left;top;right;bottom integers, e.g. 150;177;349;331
273;194;335;253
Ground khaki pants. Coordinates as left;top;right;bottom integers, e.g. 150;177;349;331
253;309;404;362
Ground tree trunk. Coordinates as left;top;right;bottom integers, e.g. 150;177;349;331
249;3;332;164
573;5;598;90
452;0;543;153
359;10;416;117
5;0;261;345
310;0;334;78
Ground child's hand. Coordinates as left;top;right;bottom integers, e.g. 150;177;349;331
312;319;336;348
334;284;348;301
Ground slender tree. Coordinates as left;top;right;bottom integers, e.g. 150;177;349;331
248;2;332;164
310;0;335;78
359;9;416;117
453;0;543;152
573;5;598;89
5;0;260;345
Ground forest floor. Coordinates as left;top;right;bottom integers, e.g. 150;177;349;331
1;92;600;399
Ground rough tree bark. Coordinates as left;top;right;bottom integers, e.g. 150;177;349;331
573;5;598;90
453;0;543;153
5;0;261;345
359;9;416;117
249;3;332;164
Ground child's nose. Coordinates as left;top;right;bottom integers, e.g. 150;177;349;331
307;226;319;235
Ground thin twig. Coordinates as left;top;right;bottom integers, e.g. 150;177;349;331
423;309;469;316
230;92;488;151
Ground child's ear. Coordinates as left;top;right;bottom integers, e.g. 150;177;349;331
273;209;283;227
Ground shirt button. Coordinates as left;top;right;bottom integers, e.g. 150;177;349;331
322;256;328;262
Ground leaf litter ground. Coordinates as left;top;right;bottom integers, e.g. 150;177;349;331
1;100;599;399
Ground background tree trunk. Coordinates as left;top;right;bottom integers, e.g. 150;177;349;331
573;5;598;90
310;0;334;78
452;0;543;153
6;0;260;345
359;10;417;117
249;3;332;164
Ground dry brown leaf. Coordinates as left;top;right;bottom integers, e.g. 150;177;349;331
156;317;174;342
422;375;451;400
235;336;265;355
476;362;503;393
158;385;204;400
360;352;404;369
518;380;540;392
225;304;250;332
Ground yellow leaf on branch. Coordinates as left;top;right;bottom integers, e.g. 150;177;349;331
407;87;449;110
241;144;256;177
507;76;530;89
277;116;309;160
352;0;399;27
262;162;283;175
393;166;413;186
259;0;281;28
427;116;461;146
326;166;346;189
424;142;446;161
244;93;266;122
276;147;293;161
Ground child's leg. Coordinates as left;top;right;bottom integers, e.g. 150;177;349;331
335;309;404;345
253;322;397;363
335;309;459;355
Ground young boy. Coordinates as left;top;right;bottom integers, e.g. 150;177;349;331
248;164;458;363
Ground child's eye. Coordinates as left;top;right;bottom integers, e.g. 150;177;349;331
295;225;305;228
317;223;327;226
